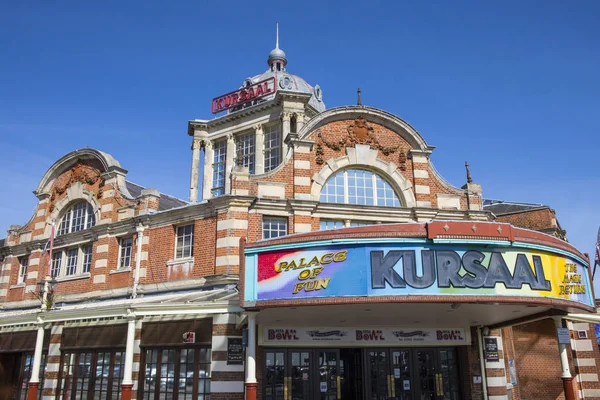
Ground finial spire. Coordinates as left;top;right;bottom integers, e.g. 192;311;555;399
357;88;362;106
465;161;472;184
276;21;279;49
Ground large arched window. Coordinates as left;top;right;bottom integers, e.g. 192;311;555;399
57;201;96;235
320;169;401;207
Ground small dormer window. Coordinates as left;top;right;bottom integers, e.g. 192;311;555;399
58;201;96;235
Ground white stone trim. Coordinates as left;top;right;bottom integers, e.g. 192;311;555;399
0;276;9;284
34;222;45;230
95;259;108;269
37;209;47;217
212;313;236;325
210;381;244;393
212;335;229;352
215;256;239;267
411;154;428;163
415;185;430;194
217;237;241;248
27;271;38;280
310;153;416;207
294;176;311;186
583;389;600;397
257;182;286;199
48;343;61;356
578;373;599;382
573;339;593;351
413;169;429;179
0;289;6;296
294;223;312;233
294;160;310;169
576;358;596;367
488;396;508;400
101;203;113;212
96;244;109;253
211;360;245;372
93;275;106;284
572;323;590;331
437;193;461;210
486;376;507;387
29;258;40;266
217;219;248;231
141;252;148;261
416;201;432;208
484;360;504;369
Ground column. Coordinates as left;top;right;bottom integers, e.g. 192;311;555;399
224;133;235;195
121;312;136;400
202;141;214;200
27;319;45;400
281;112;291;143
189;138;202;202
555;317;576;400
296;112;305;133
245;312;258;400
254;124;265;175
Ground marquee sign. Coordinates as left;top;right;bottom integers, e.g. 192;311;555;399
244;241;593;307
260;326;469;346
211;77;276;114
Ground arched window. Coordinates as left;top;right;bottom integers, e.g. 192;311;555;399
320;169;401;207
57;201;96;235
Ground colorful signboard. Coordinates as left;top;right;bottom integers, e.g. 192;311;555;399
211;77;276;114
244;242;593;307
260;326;469;346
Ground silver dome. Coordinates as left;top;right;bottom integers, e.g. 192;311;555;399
268;48;287;65
244;70;325;113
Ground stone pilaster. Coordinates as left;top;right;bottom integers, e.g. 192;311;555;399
202;140;214;200
254;124;265;175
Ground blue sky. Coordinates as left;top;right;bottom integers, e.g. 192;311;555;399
1;1;599;290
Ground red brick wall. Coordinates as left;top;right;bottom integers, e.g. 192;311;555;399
512;319;573;400
495;208;557;232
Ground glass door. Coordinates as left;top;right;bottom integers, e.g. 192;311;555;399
366;350;388;400
437;349;460;400
290;351;311;400
264;350;286;400
390;349;411;400
316;350;340;400
414;349;436;400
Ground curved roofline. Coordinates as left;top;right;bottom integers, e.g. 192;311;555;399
35;148;126;196
298;106;434;152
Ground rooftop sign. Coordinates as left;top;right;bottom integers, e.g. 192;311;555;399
211;77;276;114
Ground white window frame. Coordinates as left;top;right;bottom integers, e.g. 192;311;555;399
262;217;288;239
57;201;96;236
17;256;28;284
320;169;401;207
211;140;227;197
175;224;194;260
118;237;133;270
50;244;94;278
264;124;281;172
237;131;256;174
319;219;345;231
82;245;93;273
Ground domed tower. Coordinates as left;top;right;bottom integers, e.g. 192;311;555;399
188;23;325;202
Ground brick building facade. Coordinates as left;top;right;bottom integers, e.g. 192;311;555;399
0;33;598;400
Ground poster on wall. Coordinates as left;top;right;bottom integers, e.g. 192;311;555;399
246;242;593;307
227;338;244;365
484;338;499;362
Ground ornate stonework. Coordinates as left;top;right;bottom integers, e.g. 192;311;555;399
49;161;105;212
315;117;407;170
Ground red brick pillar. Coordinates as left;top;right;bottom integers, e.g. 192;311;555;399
121;384;133;400
245;382;257;400
26;382;39;400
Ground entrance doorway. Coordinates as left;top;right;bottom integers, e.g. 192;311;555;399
262;348;460;400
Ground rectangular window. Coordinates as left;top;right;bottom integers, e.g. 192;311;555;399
263;217;287;239
175;225;194;259
51;252;62;278
119;238;133;269
264;125;281;172
350;221;375;227
212;140;227;197
65;248;78;276
18;256;28;284
238;132;256;174
320;220;345;230
82;245;93;273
